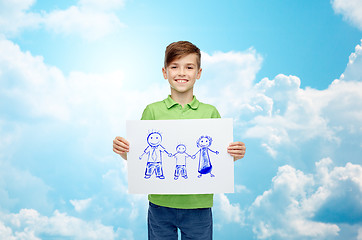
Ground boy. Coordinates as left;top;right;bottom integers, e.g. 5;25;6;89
113;41;246;240
172;144;193;180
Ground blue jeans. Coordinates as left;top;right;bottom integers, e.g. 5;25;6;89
148;202;213;240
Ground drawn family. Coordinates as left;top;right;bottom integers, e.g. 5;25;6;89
139;131;219;180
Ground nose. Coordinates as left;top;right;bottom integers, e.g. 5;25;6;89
178;67;186;76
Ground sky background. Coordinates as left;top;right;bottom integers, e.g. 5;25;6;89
0;0;362;239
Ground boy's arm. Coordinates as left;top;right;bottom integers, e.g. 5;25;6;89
160;145;173;157
192;149;201;159
227;142;246;161
208;148;219;155
113;137;130;160
139;146;150;160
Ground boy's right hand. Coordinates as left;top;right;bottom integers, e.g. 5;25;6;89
113;137;129;160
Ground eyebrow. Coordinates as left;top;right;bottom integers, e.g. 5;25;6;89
169;63;196;66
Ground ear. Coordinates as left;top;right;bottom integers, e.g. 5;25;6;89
196;68;202;79
162;67;168;79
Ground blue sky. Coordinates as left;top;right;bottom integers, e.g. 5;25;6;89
0;0;362;239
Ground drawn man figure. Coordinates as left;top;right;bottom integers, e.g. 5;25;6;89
193;136;219;178
172;144;194;180
139;131;172;179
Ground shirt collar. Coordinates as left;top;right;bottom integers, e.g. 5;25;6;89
164;95;200;109
187;96;200;109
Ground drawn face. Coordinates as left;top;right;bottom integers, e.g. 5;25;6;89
199;137;210;147
162;53;202;95
176;144;186;153
147;133;162;146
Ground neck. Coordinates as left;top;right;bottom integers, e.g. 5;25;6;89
170;89;194;107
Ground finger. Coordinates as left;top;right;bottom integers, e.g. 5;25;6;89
113;139;130;151
228;142;245;149
227;146;246;152
113;142;129;153
228;148;245;153
113;148;125;155
228;145;246;151
229;141;245;146
117;137;130;146
114;137;130;147
228;150;246;157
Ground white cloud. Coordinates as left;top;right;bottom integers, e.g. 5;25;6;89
70;198;92;212
199;49;263;118
197;39;362;158
0;37;153;238
0;0;126;40
341;39;362;82
235;184;249;193
79;0;126;11
0;209;119;239
249;158;362;239
0;159;52;214
332;0;362;30
358;227;362;240
0;0;42;36
215;194;245;226
0;38;163;127
196;42;361;157
44;5;125;40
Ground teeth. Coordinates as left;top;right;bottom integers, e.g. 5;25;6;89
177;80;187;83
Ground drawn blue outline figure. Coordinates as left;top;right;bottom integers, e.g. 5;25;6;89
172;144;194;180
193;136;219;178
139;131;172;179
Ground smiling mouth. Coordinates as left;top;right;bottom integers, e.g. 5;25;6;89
176;79;188;83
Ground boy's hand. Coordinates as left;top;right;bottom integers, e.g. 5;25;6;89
227;142;246;161
113;136;129;160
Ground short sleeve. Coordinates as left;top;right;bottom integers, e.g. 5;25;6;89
141;105;154;120
211;106;221;119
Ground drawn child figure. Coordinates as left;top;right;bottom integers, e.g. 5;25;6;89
139;131;172;179
172;144;194;180
193;136;219;178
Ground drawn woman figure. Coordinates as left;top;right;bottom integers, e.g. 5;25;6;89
172;144;193;180
193;136;219;178
139;131;172;179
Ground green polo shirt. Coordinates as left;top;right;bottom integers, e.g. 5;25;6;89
141;95;221;209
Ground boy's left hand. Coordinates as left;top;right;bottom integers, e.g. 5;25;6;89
227;142;246;161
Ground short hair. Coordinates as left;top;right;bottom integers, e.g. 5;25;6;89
164;41;201;69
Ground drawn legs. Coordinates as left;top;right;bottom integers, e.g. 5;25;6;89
145;162;165;179
174;165;188;180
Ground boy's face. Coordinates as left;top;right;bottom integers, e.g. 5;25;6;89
176;145;186;153
162;53;202;95
148;133;162;146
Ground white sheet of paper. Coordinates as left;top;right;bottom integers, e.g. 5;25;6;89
126;118;234;194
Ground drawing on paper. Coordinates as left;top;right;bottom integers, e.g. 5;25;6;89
171;144;194;180
139;130;172;179
193;136;219;178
